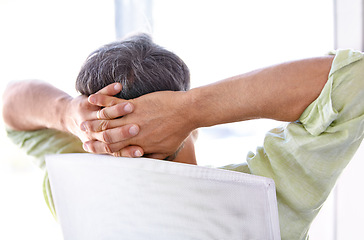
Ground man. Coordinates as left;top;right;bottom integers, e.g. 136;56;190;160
3;34;364;239
3;34;197;164
3;33;197;218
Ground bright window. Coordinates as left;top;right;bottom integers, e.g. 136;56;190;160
151;0;334;166
0;1;334;239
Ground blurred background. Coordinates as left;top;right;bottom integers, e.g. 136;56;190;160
0;0;363;239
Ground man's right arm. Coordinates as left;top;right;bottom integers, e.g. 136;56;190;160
82;55;335;159
2;80;140;154
3;80;74;132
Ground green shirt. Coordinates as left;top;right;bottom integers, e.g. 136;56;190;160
7;49;364;240
6;128;85;217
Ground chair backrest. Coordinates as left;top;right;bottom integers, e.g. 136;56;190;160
46;153;281;240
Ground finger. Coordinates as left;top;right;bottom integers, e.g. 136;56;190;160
81;117;130;132
146;153;170;160
83;140;144;157
112;146;144;158
94;102;134;120
85;124;140;143
83;140;113;154
96;82;122;95
88;94;124;107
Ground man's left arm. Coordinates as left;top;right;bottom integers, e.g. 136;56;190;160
2;80;142;156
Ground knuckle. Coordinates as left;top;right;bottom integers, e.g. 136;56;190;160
87;143;95;153
120;148;131;158
116;106;125;116
113;152;122;157
98;109;104;119
103;144;112;154
98;120;109;131
109;99;117;106
108;143;118;153
82;133;92;141
103;109;112;120
77;98;85;108
102;131;111;143
118;127;127;140
82;121;91;132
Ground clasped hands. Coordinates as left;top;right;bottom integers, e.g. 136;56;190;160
66;83;193;160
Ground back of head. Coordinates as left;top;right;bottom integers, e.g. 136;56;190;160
76;34;190;99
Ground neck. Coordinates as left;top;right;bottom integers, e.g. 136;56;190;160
173;135;197;165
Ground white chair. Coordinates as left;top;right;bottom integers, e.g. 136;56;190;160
46;153;280;240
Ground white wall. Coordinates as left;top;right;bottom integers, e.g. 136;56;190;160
335;0;363;50
151;0;335;168
332;1;364;239
3;0;362;239
0;1;115;239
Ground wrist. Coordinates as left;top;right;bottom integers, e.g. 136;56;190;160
184;79;250;129
172;91;197;132
53;95;73;132
183;87;212;129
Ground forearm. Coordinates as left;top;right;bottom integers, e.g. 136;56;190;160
79;55;335;158
2;80;71;131
187;56;334;128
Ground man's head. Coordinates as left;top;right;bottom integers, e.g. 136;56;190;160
76;33;190;98
75;33;196;164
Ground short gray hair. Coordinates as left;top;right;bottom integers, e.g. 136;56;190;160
76;33;190;99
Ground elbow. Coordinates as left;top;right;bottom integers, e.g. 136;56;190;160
2;80;34;130
2;81;17;129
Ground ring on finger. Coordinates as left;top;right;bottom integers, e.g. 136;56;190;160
97;109;102;119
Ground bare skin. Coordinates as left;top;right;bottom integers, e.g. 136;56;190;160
80;55;335;159
3;81;141;157
3;55;334;160
2;81;197;164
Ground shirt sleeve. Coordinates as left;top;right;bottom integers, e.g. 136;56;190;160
6;128;85;169
6;127;86;218
221;49;364;240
